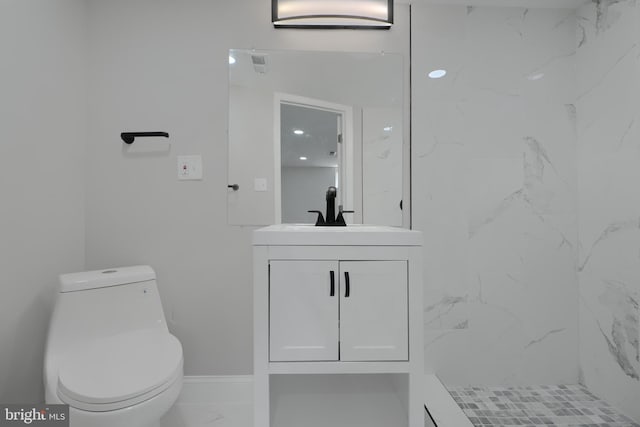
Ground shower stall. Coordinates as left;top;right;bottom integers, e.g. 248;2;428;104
412;2;640;425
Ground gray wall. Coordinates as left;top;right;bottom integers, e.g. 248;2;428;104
84;0;410;377
0;0;87;402
281;167;336;223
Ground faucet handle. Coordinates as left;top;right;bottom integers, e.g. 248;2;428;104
307;210;326;226
335;209;354;227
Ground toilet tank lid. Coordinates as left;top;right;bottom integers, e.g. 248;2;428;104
59;265;156;293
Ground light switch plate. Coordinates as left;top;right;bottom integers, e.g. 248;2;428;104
178;155;203;180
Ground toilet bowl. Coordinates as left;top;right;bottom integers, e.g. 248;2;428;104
44;266;183;427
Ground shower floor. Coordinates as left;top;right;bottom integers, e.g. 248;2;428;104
446;384;639;427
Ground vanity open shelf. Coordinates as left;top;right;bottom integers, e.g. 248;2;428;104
253;224;423;427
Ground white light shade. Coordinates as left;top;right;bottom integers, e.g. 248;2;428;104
273;0;393;29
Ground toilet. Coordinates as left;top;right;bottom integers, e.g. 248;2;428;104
44;266;183;427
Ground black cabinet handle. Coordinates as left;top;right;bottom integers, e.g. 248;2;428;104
344;272;350;298
330;271;335;296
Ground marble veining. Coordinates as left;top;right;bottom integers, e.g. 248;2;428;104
524;136;564;186
577;0;640;421
505;9;529;39
468;189;525;238
595;0;631;34
425;295;469;330
577;18;588;48
454;320;469;329
576;42;637;101
578;218;639;272
616;118;636;149
564;104;577;125
414;4;577;387
524;328;567;349
597;281;640;380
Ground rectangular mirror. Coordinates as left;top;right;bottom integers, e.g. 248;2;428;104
228;49;404;226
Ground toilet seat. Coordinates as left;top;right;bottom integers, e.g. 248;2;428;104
57;329;183;412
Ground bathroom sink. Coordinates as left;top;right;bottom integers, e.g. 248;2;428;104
252;224;422;246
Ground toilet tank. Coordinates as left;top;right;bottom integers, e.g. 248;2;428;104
47;266;169;354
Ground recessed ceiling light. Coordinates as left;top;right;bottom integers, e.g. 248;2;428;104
428;69;447;79
299;156;308;160
383;126;393;132
293;129;304;135
228;56;236;65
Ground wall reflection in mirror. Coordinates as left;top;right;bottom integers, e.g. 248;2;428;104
227;49;403;226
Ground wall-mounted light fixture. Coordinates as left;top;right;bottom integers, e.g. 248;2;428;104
272;0;393;29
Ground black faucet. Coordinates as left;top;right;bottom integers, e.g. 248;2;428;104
308;186;354;227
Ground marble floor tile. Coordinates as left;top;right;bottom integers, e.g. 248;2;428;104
447;384;640;427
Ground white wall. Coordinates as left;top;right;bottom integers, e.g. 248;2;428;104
9;2;638;413
228;50;404;226
281;167;336;223
0;0;87;402
84;0;409;377
362;107;403;226
412;5;579;386
228;85;276;225
576;0;640;421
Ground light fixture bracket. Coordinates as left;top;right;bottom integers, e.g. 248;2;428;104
272;0;393;29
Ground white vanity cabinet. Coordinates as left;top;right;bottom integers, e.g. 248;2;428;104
269;260;408;362
253;225;423;427
269;260;339;362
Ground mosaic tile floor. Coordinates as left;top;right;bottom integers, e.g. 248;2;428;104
447;384;640;427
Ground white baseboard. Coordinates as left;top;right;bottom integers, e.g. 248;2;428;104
183;375;254;384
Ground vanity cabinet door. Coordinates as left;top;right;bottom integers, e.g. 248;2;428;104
269;260;339;362
339;261;408;361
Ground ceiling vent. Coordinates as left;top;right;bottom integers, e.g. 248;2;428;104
252;54;268;74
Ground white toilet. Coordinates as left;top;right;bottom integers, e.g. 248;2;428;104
44;265;183;427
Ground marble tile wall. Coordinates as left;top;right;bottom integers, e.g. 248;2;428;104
576;0;640;422
412;6;579;386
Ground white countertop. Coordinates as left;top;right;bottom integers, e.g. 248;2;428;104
252;224;422;246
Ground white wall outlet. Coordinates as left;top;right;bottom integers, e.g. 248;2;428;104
178;155;203;181
254;178;267;192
